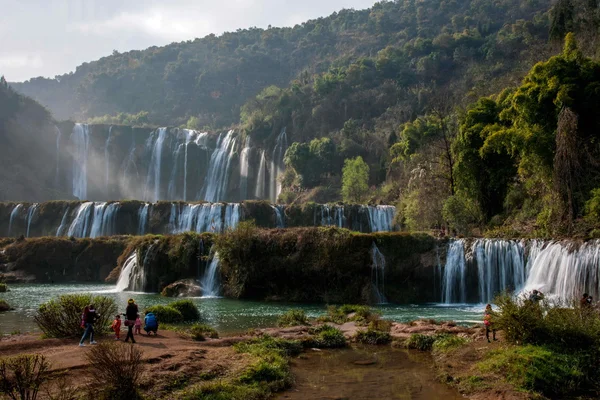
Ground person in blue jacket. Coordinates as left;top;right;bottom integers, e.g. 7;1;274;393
144;311;159;335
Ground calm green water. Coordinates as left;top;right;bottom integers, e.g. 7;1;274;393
0;284;485;336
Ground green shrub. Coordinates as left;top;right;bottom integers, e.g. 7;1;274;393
0;354;51;400
432;334;469;354
368;319;392;332
406;334;436;351
235;335;303;358
0;300;10;312
305;325;346;348
190;324;219;341
170;300;201;322
34;294;116;338
0;283;7;292
354;328;392;345
145;305;183;324
86;342;144;400
478;345;583;396
584;188;600;223
323;305;379;325
277;309;309;327
180;381;266;400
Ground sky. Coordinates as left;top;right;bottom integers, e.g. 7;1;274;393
0;0;379;82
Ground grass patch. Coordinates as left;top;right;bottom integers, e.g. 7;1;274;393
277;309;309;327
144;305;183;323
320;304;380;325
190;324;219;341
170;299;201;322
432;334;469;354
304;325;347;348
354;328;392;345
477;345;583;397
406;334;436;351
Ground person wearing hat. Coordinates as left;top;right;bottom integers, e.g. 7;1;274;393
124;298;139;343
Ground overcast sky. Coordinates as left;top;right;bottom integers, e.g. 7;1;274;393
1;0;379;82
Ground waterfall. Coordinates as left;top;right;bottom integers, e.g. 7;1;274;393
201;130;237;202
88;202;107;238
335;206;344;228
144;128;168;202
138;203;150;235
104;126;113;196
523;240;600;301
66;202;94;237
54;126;62;187
56;207;71;236
320;205;332;226
240;136;251;200
270;128;288;203
255;150;267;199
7;204;22;236
368;206;396;232
71;123;90;200
273;205;285;228
442;240;467;304
201;251;221;298
224;203;241;231
171;203;241;234
371;242;387;304
116;252;137;291
26;204;38;238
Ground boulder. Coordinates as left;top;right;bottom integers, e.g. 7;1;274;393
161;279;202;297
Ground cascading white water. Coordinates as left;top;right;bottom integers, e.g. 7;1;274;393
138;203;150;235
25;204;38;238
7;204;22;236
255;150;267;199
270;128;288;203
201;251;221;298
523;240;600;301
201;130;237;202
144;128;168;202
88;202;107;238
334;206;344;228
54;126;62;187
442;240;467;304
104;126;113;196
471;239;526;303
240;136;251;200
66;202;94;237
273;205;285;228
170;203;241;234
371;242;387;304
368;205;396;232
116;252;137;291
71;123;90;200
56;207;71;236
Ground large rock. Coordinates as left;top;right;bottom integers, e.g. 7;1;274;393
161;279;202;297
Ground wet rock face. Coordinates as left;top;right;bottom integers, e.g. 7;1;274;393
161;279;202;297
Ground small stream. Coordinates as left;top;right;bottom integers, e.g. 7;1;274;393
0;284;485;335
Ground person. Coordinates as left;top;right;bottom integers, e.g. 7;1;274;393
528;289;544;303
484;304;497;343
79;304;99;347
134;314;142;335
144;311;159;335
81;305;89;329
581;293;590;308
124;298;138;344
111;314;122;340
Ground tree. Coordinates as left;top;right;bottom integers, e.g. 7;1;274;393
342;156;369;203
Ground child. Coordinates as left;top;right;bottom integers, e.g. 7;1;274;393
111;314;122;340
134;313;142;335
144;312;159;335
484;304;497;343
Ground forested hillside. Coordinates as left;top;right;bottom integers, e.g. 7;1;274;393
7;0;600;237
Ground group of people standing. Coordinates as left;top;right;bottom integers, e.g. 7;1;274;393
79;298;159;346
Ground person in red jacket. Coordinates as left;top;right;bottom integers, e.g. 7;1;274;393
112;314;122;340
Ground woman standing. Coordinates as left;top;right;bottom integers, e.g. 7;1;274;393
79;304;98;347
484;304;497;343
124;298;138;344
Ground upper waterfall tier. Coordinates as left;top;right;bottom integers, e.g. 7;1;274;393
0;201;397;238
57;123;289;203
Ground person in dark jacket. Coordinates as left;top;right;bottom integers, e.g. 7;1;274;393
124;298;139;343
144;312;159;335
79;304;99;347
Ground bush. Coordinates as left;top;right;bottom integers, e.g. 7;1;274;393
432;334;468;354
368;319;392;332
0;300;10;312
190;324;219;341
305;325;346;348
34;294;116;338
277;309;309;327
145;305;183;324
584;188;600;223
354;328;392;345
180;381;265;400
235;335;303;358
477;345;583;396
406;334;436;351
170;300;201;322
0;283;7;292
86;342;143;400
0;354;51;400
323;305;379;325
